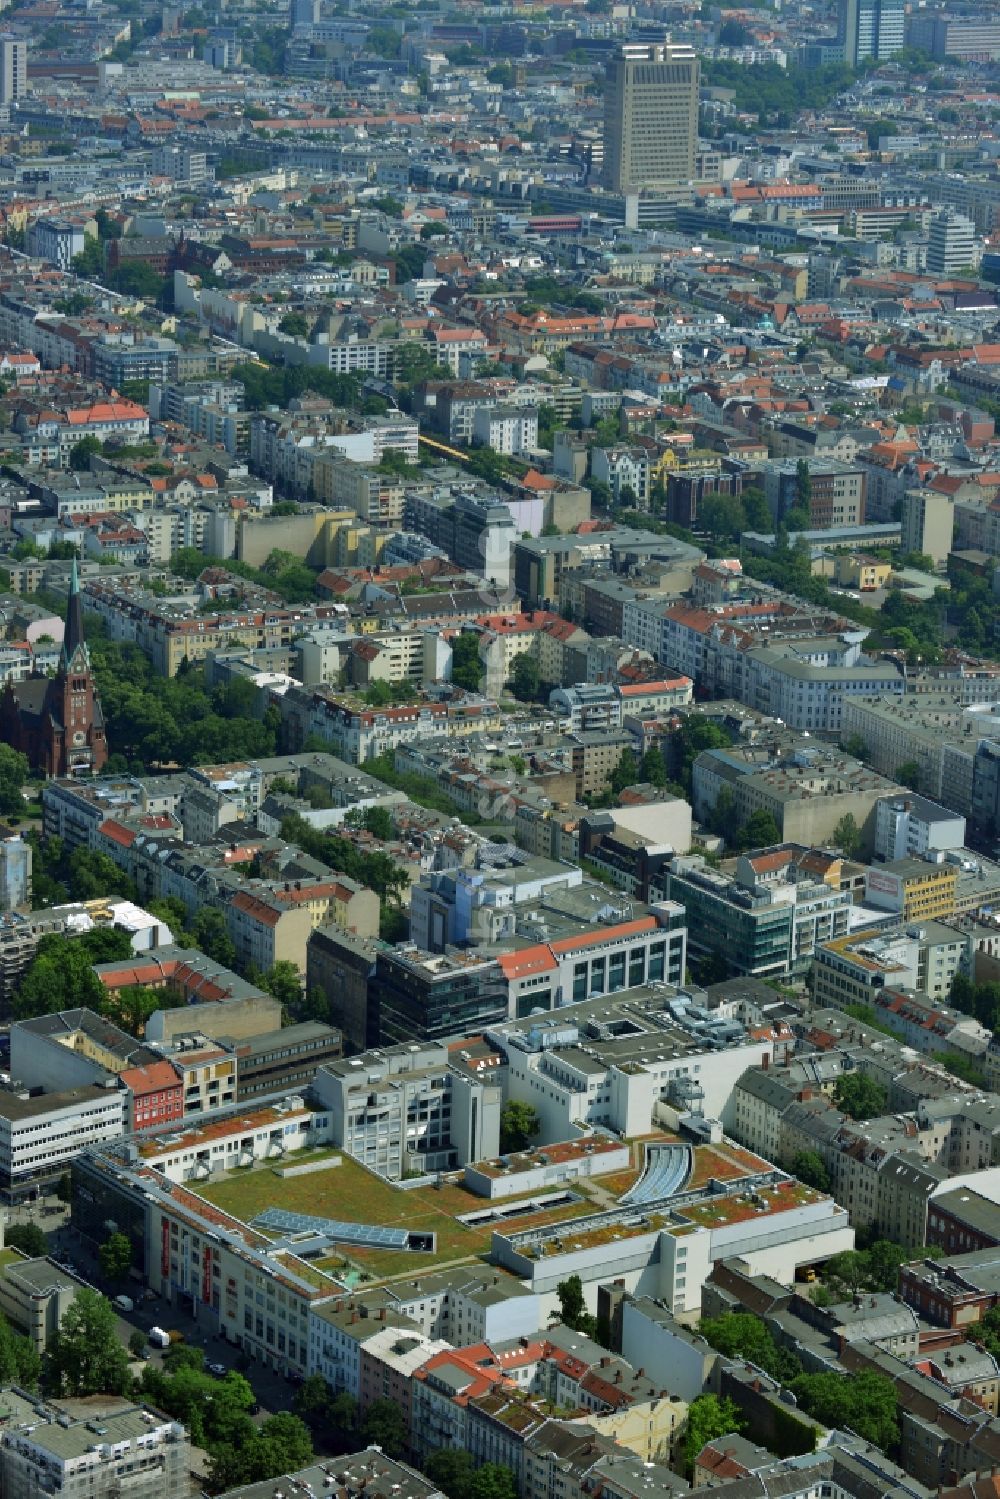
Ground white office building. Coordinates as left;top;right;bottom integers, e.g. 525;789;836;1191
927;209;976;276
873;794;966;862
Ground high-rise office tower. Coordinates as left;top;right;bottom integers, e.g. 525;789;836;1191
290;0;320;27
839;0;904;64
927;208;976;276
874;0;905;58
602;41;699;193
0;39;26;106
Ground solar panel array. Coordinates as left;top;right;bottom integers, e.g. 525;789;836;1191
254;1206;410;1249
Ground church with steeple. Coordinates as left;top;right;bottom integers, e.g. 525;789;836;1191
0;561;107;778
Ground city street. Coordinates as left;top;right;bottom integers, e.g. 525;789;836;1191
47;1221;299;1419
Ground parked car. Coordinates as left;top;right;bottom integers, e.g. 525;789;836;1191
207;1362;228;1378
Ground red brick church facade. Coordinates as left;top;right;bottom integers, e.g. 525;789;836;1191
0;562;108;777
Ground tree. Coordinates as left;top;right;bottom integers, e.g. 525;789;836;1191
69;435;102;471
329;1390;359;1435
831;813;862;858
557;1274;598;1338
14;935;108;1020
671;718;732;793
866;118;897;150
206;1411;312;1493
895;761;921;790
469;1467;517;1499
699;1312;801;1382
98;1231;132;1284
451;632;484;692
115;985;162;1035
361;1398;406;1458
931;1049;986;1087
363;678;416;705
719;17;749;43
348;805;394;841
142;1362;254;1449
737;809;780;851
45;1289;132;1396
557;1274;586;1328
707;787;736;841
278;311;309;338
265;961;302;1008
192;908;237;970
640;746;668;787
789;1369;898;1451
128;1329;147;1357
794;458;812;517
509;653;541;702
0;1314;39;1388
792;1150;831;1193
256;1411;314;1471
71;233;104;275
499;1100;538;1153
683;1394;745;1477
699;492;746;541
5;1222;48;1258
293;1374;339;1433
0;744;28;817
163;1344;205;1373
609;747;638;796
425;1450;476;1499
834;1072;888;1121
742;486;771;532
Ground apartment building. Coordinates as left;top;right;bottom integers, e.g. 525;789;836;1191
10;1009;183;1133
840;689;996;815
591;446;651;507
762;459;866;530
313;1041;501;1178
231;1021;342;1101
811;922;971;1008
621;598;904;730
492;981;784;1143
82;583;348;677
280;687;451;763
874;794;967;861
513;528;703;610
864;859;959;923
0;1086;125;1195
666;849;852;980
0;1400;190;1499
411;857;585;954
692;744;899;855
472;405;539;457
227;876;379;973
309;1273;540;1398
74;1133;339;1374
368;946;510;1048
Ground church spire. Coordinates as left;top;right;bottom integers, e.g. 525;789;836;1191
61;557;86;669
